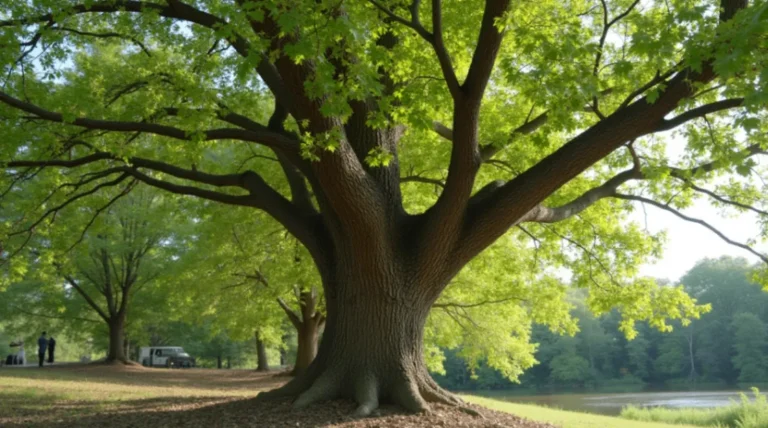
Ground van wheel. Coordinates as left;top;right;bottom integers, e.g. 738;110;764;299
142;359;148;367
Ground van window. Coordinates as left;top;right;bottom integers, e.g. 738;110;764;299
155;349;162;356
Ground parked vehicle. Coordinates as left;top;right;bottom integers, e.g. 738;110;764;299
139;346;195;368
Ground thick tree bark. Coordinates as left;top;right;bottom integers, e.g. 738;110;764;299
106;313;127;363
260;269;464;417
256;337;269;372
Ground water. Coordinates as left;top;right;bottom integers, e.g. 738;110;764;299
491;390;754;416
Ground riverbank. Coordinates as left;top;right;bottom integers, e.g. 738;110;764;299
620;388;768;428
466;396;697;428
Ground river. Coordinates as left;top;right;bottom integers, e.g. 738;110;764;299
485;390;757;416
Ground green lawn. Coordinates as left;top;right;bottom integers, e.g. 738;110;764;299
465;395;699;428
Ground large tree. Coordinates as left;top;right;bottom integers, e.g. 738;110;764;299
0;0;766;415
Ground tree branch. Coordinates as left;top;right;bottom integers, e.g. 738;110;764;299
7;304;101;324
54;27;151;56
0;0;292;109
433;295;523;309
430;0;461;98
63;275;111;323
0;90;299;151
613;193;768;264
522;167;642;223
654;98;745;132
401;174;446;188
277;297;302;329
462;0;511;102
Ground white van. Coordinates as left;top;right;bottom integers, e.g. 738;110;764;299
139;346;195;368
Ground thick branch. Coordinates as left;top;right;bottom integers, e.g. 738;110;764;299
522;142;766;224
433;89;612;162
458;57;734;267
462;1;510;102
522;168;642;223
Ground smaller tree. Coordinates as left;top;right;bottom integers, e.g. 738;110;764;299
626;332;652;380
277;286;325;375
1;188;185;363
731;312;768;383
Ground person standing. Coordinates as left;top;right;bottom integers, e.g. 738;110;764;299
47;336;56;364
37;332;48;368
17;344;25;366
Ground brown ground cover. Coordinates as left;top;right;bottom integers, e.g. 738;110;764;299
0;364;557;427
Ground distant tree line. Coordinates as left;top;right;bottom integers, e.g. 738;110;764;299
435;257;768;392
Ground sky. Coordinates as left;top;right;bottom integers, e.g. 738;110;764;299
634;199;765;281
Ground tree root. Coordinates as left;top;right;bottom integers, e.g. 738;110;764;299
293;372;340;409
353;376;379;417
418;376;484;418
392;379;430;413
254;367;319;402
254;365;482;418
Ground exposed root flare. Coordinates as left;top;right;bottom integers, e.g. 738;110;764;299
417;377;484;418
258;366;477;418
458;406;485;418
419;377;462;406
255;367;320;402
391;379;430;413
292;372;341;409
353;376;379;417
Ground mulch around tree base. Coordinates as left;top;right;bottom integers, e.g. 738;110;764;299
9;397;558;428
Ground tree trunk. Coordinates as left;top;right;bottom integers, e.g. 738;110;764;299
293;317;320;375
227;357;231;369
260;277;461;416
279;287;325;376
217;355;222;369
106;314;127;363
256;337;269;372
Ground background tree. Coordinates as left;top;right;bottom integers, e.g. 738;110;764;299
0;0;764;415
0;189;187;362
731;312;768;383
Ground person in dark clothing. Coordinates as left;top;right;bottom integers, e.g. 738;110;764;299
47;337;56;364
37;332;48;368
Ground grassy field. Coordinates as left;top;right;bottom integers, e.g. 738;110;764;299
620;388;768;428
0;365;694;427
465;396;698;428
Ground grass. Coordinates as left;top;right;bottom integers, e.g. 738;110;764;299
464;396;698;428
0;364;699;428
620;388;768;428
0;364;281;427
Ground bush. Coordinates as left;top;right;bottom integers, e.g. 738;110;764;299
620;388;768;427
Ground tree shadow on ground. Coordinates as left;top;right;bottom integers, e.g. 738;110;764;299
0;392;360;428
0;364;288;391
